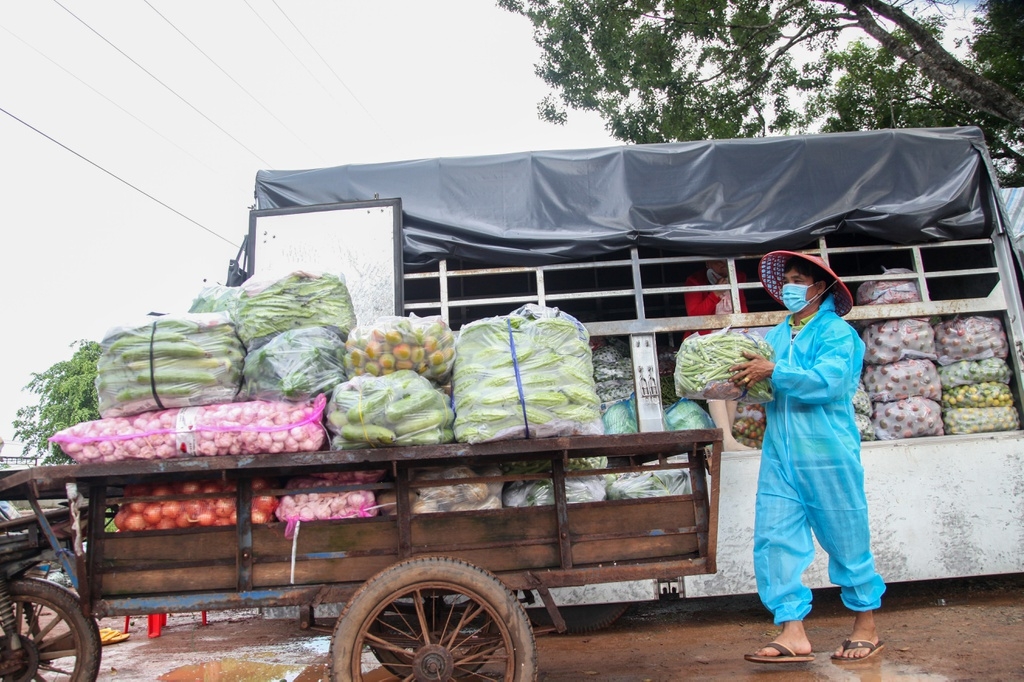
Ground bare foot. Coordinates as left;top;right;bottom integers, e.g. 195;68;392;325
753;621;812;658
723;438;753;452
834;611;881;660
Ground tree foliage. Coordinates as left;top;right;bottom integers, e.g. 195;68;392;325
13;341;100;465
502;0;1024;183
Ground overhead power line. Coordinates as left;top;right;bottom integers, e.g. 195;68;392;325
51;0;273;168
0;104;239;248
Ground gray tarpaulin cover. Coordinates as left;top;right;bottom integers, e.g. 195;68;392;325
255;126;1001;267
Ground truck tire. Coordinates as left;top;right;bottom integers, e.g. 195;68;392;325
330;556;537;681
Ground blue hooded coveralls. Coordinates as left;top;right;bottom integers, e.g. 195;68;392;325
755;295;885;624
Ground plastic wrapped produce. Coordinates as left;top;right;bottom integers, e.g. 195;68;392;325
943;406;1020;435
941;382;1014;409
452;305;602;443
933;316;1009;366
861;318;936;365
96;313;244;418
500;456;607;476
235;271;357;350
409;466;503;514
938;358;1012;388
241;327;347;402
853;386;872;416
855;267;921;306
855;413;875;442
113;478;278;531
602;396;638;435
861;359;941;402
188;284;243;316
502;476;607;507
345;314;456;386
871;396;944;440
607;467;691;499
50;395;327;464
674;329;774;403
664;398;715;431
592;338;634;404
326;370;453;449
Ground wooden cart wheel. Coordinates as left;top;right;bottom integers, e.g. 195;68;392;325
0;578;101;682
330;556;537;681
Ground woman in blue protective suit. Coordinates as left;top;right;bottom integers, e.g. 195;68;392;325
730;251;886;664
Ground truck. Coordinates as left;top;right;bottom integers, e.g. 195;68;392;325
245;125;1024;611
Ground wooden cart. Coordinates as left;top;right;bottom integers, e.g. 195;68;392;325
0;429;720;681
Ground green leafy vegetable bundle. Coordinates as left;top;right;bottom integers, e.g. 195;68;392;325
235;271;357;350
607;465;691;500
240;327;347;403
674;330;774;403
345;315;456;386
452;305;602;443
326;370;454;449
188;284;243;316
96;312;244;418
502;476;607;507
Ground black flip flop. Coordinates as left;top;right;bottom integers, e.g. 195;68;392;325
744;641;816;664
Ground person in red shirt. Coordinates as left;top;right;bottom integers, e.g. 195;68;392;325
683;260;751;452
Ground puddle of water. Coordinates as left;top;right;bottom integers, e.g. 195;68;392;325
158;658;327;682
802;656;948;681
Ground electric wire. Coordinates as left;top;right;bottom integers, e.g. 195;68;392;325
0;104;239;248
142;0;327;164
51;0;273;168
0;22;220;175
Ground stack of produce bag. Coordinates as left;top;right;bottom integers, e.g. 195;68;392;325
855;268;922;306
344;314;456;385
601;394;713;436
674;329;774;403
240;327;347;402
607;456;692;499
325;370;454;449
853;383;874;441
235;271;357;350
934;316;1019;435
113;478;278;531
591;337;634;405
96;313;244;418
502;476;606;507
188;284;243;316
732;403;766;448
50;395;327;463
275;471;383;537
452;305;602;443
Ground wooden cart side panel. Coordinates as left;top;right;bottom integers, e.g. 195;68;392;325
101;566;238;595
568;497;701;565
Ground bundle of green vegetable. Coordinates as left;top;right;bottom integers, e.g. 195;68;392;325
592;338;634;404
500;456;607;476
943;406;1020;435
326;370;454;449
502;476;607;507
96;313;244;418
602;396;639;435
674;330;774;403
240;327;347;403
665;398;715;431
452;305;602;443
345;315;455;385
607;465;691;499
235;271;357;350
188;284;243;316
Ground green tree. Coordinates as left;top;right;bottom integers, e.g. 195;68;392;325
501;0;1024;176
13;340;100;465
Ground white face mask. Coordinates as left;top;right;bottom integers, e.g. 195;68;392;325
706;267;723;285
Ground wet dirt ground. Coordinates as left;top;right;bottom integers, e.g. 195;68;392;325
95;573;1024;681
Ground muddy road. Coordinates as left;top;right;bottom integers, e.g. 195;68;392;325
94;573;1024;680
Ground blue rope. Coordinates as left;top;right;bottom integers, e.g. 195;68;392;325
507;319;530;439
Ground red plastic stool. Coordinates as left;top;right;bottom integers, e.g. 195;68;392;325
122;612;207;638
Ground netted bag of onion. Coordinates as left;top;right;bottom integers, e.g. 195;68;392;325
861;359;941;403
871;396;944;440
860;318;936;365
275;474;381;539
933;316;1009;366
50;395;327;464
113;478;278;531
942;406;1021;435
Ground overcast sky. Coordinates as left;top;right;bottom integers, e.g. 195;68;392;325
0;1;620;458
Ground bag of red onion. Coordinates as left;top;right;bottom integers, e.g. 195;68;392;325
113;478;279;531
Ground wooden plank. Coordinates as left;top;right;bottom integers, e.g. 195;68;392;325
102;529;236;563
572;535;700;565
566;497;699;537
100;566;237;595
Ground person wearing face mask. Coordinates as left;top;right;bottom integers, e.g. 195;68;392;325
730;251;886;665
683;260;751;451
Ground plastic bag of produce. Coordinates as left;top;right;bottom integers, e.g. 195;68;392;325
51;395;327;464
602;396;638;435
325;370;454;449
275;477;378;523
855;413;875;441
674;329;774;403
241;327;347;403
500;456;607;476
96;313;244;419
502;476;607;507
235;271;357;350
592;337;634;404
855;267;921;306
113;478;278;531
942;406;1020;435
452;305;602;443
607;467;691;499
853;385;872;416
664;398;715;431
188;284;243;316
937;358;1012;388
871;396;943;440
409;466;503;514
345;314;456;386
861;359;941;402
941;382;1014;409
933;316;1008;366
861;318;936;365
732;415;765;448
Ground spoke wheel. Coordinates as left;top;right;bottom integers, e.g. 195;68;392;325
0;579;100;682
330;556;537;681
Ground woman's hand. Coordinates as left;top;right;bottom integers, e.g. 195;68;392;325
731;350;774;386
